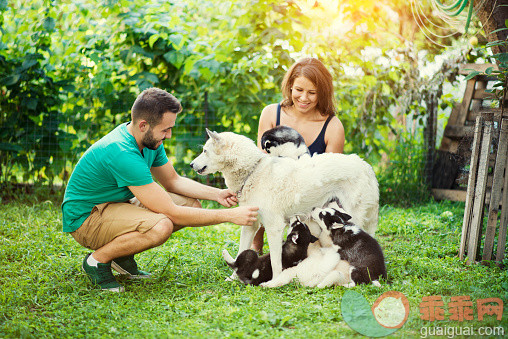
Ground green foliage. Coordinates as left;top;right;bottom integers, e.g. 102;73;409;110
0;2;76;184
377;132;431;206
465;20;508;106
0;0;471;187
1;199;506;337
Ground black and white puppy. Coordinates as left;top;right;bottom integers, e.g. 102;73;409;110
261;126;310;159
311;206;387;286
222;217;318;286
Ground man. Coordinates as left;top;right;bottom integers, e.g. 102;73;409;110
62;87;259;292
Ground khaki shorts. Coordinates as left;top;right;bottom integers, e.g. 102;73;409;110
71;192;198;250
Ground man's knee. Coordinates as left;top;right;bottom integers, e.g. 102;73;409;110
150;217;173;246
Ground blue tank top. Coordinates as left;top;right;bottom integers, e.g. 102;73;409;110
276;103;332;155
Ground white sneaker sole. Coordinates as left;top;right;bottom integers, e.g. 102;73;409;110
111;261;151;280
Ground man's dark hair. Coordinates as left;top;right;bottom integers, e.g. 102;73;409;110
131;88;182;126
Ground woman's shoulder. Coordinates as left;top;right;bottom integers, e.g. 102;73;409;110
326;115;344;131
261;103;280;114
259;103;280;122
324;115;345;151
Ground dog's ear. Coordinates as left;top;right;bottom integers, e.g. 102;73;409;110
310;234;319;243
263;140;273;152
206;128;221;142
318;211;326;220
337;211;352;222
335;207;352;221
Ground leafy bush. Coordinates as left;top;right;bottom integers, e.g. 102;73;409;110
377;133;431;206
0;0;471;191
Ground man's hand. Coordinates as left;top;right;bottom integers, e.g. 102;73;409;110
217;188;239;207
228;205;259;226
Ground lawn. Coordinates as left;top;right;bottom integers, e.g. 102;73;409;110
0;198;507;338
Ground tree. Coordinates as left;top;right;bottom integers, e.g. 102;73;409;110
475;0;508;54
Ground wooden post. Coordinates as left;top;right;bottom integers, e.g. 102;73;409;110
425;92;438;189
467;120;493;263
459;115;484;260
495;118;508;263
483;119;508;262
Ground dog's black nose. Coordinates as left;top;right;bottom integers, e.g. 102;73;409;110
189;162;193;168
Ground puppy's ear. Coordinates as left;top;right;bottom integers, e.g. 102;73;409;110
335;207;352;221
310;235;319;243
206;128;221;142
263;140;273;152
339;212;352;222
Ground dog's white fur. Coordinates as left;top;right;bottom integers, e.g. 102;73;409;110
260;241;352;288
190;130;379;280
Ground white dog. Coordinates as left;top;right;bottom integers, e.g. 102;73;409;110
190;129;379;280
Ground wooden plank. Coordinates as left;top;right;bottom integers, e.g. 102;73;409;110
460;116;484;260
470;80;488;115
432;189;467;202
482;119;508;262
457;79;477;127
496;120;508;263
443;125;474;139
472;90;497;100
446;105;462;126
466;120;493;264
459;63;499;75
468;108;505;122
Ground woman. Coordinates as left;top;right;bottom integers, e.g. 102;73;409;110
252;57;345;253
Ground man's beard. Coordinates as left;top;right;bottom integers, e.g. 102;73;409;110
142;128;163;150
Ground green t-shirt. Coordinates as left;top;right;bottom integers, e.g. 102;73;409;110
61;122;168;232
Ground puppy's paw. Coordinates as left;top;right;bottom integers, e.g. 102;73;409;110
260;280;280;288
343;282;356;288
129;197;145;208
372;280;381;287
225;272;239;282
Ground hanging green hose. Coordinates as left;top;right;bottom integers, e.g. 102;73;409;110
434;0;467;13
432;0;475;33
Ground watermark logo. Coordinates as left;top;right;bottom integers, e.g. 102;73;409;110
420;295;503;322
342;291;504;337
419;295;505;338
342;290;410;337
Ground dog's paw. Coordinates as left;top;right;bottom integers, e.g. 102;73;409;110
372;280;381;287
260;280;282;288
342;282;356;288
225;272;239;282
129;197;144;208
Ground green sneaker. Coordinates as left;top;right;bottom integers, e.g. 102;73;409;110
82;254;124;292
111;255;151;279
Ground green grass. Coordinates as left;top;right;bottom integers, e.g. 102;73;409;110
0;199;507;338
